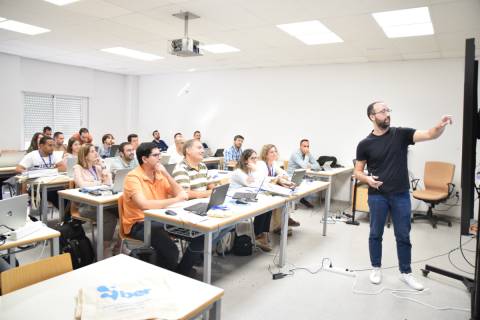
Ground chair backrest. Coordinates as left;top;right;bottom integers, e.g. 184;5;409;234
1;253;72;295
424;161;455;193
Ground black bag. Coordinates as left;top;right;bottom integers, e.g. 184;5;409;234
317;156;340;168
55;220;95;269
232;234;253;256
129;246;157;265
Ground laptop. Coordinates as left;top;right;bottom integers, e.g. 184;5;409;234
233;178;265;201
164;163;176;176
160;155;171;165
0;194;29;235
291;169;306;185
322;160;334;171
110;145;120;157
213;149;224;157
66;157;76;178
0;151;25;167
184;183;230;216
110;168;130;193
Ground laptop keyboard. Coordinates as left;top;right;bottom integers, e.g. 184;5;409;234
184;203;208;216
233;192;256;200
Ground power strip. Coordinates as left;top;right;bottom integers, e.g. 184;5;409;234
324;266;356;277
10;221;44;240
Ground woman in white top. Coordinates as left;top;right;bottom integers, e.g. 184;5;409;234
73;143;118;257
230;149;272;252
258;144;300;233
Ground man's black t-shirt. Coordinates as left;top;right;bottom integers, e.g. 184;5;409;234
356;127;416;195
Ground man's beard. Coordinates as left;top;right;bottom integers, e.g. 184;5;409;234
376;116;390;129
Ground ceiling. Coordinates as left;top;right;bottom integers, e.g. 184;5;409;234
0;0;479;75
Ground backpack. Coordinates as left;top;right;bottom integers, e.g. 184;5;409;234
129;246;157;265
232;234;253;256
55;220;95;269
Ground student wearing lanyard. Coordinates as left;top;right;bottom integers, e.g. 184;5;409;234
73;144;119;257
230;149;273;252
257;144;299;235
16;136;67;209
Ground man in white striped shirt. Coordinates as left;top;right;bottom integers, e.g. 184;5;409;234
172;139;215;198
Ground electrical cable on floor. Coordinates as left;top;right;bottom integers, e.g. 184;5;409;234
459;234;476;267
36;240;47;261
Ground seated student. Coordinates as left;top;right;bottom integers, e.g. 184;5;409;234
224;134;244;170
110;142;138;172
73;144;119;257
72;128;93;145
193;131;211;155
53;131;67;153
230;149;272;251
97;133;115;158
258;144;299;231
122;142;203;276
16;136;66;209
288;138;320;208
172;139;214;198
26;132;44;153
65;137;81;159
43;126;53;138
167;133;185;164
127;133;140;152
152;130;168;152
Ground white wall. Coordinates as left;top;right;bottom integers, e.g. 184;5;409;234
139;59;468;217
0;53;136;148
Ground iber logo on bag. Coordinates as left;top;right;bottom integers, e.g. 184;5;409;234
96;285;151;301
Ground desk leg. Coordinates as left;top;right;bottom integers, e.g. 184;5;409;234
97;204;104;261
144;217;151;246
278;204;289;267
7;249;16;268
210;299;222;320
59;194;65;222
203;232;213;284
41;185;48;224
323;179;332;236
51;237;59;256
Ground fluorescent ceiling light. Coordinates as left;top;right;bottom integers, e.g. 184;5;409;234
101;47;163;61
43;0;80;5
0;20;50;35
202;44;240;54
276;20;343;45
372;7;434;38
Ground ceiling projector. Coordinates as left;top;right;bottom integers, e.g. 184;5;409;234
169;11;203;57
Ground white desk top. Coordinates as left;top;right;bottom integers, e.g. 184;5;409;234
58;188;121;206
0;225;60;251
307;166;354;177
0;167;16;175
0;254;224;320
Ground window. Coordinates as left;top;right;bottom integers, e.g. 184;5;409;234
23;92;88;149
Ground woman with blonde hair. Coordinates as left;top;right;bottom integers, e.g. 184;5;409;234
73;143;119;257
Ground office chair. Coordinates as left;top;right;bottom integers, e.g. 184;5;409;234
411;161;455;228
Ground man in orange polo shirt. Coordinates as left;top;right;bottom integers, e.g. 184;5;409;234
122;142;203;276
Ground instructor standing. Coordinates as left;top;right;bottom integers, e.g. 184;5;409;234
354;101;452;290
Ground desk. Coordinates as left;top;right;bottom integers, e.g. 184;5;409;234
58;189;120;261
0;254;224;320
0;167;16;176
203;157;224;169
307;167;354;218
0;226;60;268
145;193;286;284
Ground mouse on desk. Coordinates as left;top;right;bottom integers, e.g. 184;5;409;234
235;199;248;205
165;210;177;216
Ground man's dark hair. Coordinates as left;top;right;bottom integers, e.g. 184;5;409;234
79;128;89;135
174;132;182;139
136;142;157;166
367;101;381;119
43;126;52;133
53;131;63;138
102;133;113;144
152;130;159;136
119;142;131;154
194;130;200;135
300;139;309;145
234;135;244;141
39;136;54;145
127;133;138;143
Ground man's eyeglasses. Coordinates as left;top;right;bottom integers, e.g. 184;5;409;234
372;108;392;115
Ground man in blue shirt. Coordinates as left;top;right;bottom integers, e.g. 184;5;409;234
152;130;168;152
223;135;244;170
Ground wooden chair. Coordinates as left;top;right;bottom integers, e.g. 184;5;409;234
1;253;72;295
117;195;143;252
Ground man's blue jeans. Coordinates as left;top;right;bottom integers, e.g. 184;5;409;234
368;191;412;273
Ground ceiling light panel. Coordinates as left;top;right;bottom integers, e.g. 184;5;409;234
372;7;434;38
276;20;343;45
101;47;164;61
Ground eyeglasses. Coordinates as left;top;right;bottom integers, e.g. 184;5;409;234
372;108;392;115
150;153;161;158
